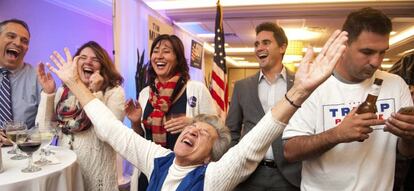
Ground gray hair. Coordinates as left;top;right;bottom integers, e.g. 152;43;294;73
0;19;31;37
193;114;231;162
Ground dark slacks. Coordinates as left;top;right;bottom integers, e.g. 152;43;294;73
234;165;299;191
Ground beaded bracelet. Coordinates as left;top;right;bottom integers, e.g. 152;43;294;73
284;93;301;108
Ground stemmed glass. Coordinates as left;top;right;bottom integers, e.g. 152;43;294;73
16;127;42;173
34;124;57;166
5;121;28;160
4;121;17;154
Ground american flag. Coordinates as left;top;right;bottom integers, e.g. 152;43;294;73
210;0;228;118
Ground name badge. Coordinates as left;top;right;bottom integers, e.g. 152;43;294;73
188;96;197;108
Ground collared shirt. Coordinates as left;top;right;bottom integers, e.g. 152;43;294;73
0;63;42;128
258;67;287;160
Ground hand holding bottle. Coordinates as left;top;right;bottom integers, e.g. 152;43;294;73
331;108;384;143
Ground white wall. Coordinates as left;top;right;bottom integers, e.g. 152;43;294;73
0;0;113;69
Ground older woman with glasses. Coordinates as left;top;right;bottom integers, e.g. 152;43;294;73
125;34;217;190
45;30;347;191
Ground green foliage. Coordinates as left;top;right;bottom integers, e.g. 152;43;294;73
135;49;149;99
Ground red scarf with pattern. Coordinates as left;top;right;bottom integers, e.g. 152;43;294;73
55;87;92;133
143;74;182;147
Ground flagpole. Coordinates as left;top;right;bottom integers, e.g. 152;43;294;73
210;0;228;121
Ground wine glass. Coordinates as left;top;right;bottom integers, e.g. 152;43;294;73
0;121;6;145
34;124;57;166
5;121;28;160
3;121;17;154
16;127;42;173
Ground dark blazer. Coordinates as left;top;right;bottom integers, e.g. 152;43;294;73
226;70;301;187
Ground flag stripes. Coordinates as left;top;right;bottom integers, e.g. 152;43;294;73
210;0;228;116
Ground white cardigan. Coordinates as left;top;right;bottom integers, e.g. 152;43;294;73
138;80;217;118
131;80;217;190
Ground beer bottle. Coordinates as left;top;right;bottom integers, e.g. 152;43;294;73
356;78;383;114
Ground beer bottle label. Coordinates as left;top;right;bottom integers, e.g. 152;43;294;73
368;84;381;96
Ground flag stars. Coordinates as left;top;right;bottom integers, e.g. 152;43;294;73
217;37;221;41
217;29;220;33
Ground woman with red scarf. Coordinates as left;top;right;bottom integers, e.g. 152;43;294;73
125;34;216;191
36;41;125;191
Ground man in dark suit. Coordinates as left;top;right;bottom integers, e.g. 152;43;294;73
226;22;301;190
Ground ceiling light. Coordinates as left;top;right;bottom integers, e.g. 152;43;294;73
390;31;397;36
226;47;255;53
383;58;390;62
230;57;245;60
390;26;414;46
283;55;303;63
197;33;215;38
211;43;229;47
204;46;255;53
303;47;322;53
225;56;259;67
232;61;259;67
145;0;370;10
237;62;259;67
381;64;393;69
204;43;253;67
203;42;214;53
175;22;202;25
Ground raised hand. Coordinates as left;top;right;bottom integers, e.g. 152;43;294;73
46;48;80;87
89;71;104;92
294;30;348;93
125;99;142;124
37;62;56;94
0;130;12;146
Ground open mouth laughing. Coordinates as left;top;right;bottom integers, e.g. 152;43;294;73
182;138;194;147
5;47;21;61
82;66;95;79
155;61;167;69
257;52;268;60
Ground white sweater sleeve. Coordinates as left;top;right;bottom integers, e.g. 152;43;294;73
204;111;286;190
83;99;172;177
35;91;56;131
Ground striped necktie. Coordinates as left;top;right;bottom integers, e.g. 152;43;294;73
0;69;13;124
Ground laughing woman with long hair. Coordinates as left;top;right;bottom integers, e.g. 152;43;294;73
36;41;125;191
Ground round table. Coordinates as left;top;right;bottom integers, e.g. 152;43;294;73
0;146;84;191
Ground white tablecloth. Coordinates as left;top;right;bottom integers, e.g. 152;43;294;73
0;146;84;191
